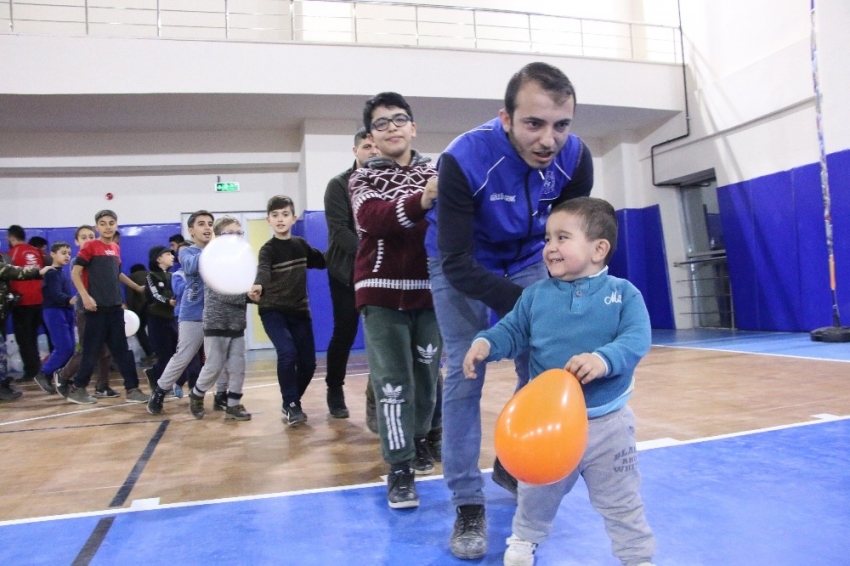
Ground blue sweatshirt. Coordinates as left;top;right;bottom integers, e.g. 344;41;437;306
42;268;74;310
476;269;650;418
177;245;204;322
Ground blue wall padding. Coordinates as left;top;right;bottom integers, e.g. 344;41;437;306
718;148;850;331
608;205;675;329
296;211;365;352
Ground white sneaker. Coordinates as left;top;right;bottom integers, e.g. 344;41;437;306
503;534;537;566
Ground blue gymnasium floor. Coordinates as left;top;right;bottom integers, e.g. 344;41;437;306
1;330;849;565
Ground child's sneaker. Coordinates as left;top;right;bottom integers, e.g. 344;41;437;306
503;534;537;566
224;404;252;421
411;435;435;475
147;386;166;415
126;388;149;403
67;386;97;405
387;467;419;509
189;391;205;419
34;372;56;394
282;401;307;427
95;386;119;398
172;384;184;399
213;391;228;411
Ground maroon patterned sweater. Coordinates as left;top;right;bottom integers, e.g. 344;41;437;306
349;151;436;312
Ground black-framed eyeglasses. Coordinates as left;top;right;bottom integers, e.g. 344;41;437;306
371;113;412;132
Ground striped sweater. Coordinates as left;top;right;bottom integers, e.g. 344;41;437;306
349;151;436;312
253;236;325;319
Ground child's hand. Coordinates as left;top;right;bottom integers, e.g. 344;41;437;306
70;296;77;306
565;353;606;384
462;339;490;378
421;177;438;210
82;295;97;312
38;266;54;276
247;284;262;302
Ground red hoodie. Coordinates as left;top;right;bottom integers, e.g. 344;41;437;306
9;243;44;306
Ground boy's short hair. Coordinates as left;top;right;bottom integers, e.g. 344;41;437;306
505;62;575;119
551;197;618;265
130;263;147;273
50;241;71;253
363;92;413;133
187;210;214;228
169;233;185;245
176;240;192;251
354;127;368;146
213;216;240;236
95;209;117;222
266;195;295;215
7;225;25;241
29;236;48;249
74;224;95;240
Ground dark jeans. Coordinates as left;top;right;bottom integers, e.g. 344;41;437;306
72;307;139;391
325;276;360;390
260;310;317;405
11;304;43;378
60;309;112;388
147;315;178;380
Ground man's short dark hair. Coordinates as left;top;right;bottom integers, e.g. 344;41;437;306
363;92;413;133
7;225;25;242
50;241;71;253
169;233;185;245
552;197;618;265
266;195;295;215
95;209;117;222
130;263;147;273
354;127;369;146
504;62;575;119
187;210;214;228
28;236;48;249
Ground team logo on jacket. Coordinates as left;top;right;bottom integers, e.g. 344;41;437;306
417;343;438;364
490;193;517;202
541;170;556;195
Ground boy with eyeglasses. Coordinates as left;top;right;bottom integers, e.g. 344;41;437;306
249;195;326;427
349;92;442;509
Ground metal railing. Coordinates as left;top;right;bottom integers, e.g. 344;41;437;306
1;0;681;64
674;251;735;329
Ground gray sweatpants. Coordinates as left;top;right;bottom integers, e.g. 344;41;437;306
195;335;245;395
157;321;204;390
512;405;655;566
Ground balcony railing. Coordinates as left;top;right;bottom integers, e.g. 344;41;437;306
1;0;682;64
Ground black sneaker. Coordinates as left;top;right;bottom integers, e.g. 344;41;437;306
411;436;435;475
492;457;518;497
450;504;487;559
54;371;70;399
34;372;56;394
0;381;23;402
327;386;349;419
282;401;307;427
95;386;119;398
387;467;419;509
147;386;167;415
213;391;228;411
188;391;205;419
224;403;252;421
427;426;442;462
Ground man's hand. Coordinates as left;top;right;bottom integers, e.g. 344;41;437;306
421;177;438;210
462;338;490;378
564;353;606;384
82;294;97;312
38;266;54;276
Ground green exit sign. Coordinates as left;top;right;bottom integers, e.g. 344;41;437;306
216;182;240;193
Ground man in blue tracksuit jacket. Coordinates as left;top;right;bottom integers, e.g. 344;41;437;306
425;62;594;559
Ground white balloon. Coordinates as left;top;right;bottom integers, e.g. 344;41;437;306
124;309;140;337
199;235;257;295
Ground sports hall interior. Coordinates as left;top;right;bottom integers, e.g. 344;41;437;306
1;1;849;565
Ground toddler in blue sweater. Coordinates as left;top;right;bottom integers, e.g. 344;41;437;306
463;197;655;566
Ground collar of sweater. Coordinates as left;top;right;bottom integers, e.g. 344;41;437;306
364;150;431;169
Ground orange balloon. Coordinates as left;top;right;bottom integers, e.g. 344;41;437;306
494;369;588;485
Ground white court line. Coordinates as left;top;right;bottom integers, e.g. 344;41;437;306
652;343;850;363
0;403;148;428
3;414;848;528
